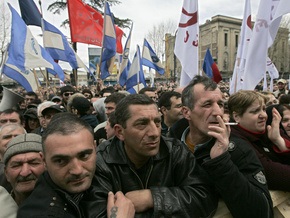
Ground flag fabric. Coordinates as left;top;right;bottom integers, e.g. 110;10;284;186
67;0;123;53
100;2;116;80
3;4;65;85
174;0;199;87
42;19;94;79
118;23;133;86
126;45;146;92
18;0;41;26
142;38;164;75
202;48;222;83
229;0;252;94
242;0;282;90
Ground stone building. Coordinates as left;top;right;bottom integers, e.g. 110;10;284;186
165;14;290;81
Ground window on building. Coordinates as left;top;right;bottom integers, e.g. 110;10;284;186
224;33;228;47
235;35;239;47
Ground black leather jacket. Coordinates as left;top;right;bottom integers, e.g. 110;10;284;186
194;136;273;218
91;136;218;218
17;172;92;218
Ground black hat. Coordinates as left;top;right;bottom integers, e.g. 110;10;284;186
24;108;38;119
71;97;91;114
42;105;63;116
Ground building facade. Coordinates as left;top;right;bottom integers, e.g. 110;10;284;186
165;15;290;81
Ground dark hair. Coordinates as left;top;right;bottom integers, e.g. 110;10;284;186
99;86;116;97
25;91;38;99
82;89;93;98
279;94;290;105
138;87;156;94
60;85;76;95
158;91;181;110
182;75;218;110
42;112;93;152
115;94;156;128
104;92;127;105
0;109;24;124
108;112;117;128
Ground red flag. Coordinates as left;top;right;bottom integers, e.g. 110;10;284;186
67;0;123;53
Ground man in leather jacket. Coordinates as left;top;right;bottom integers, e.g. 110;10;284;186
92;94;218;217
181;75;273;218
18;113;135;218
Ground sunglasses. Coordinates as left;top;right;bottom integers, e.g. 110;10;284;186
63;92;74;97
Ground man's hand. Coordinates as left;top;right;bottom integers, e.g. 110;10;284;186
125;189;153;213
208;115;230;159
107;191;135;218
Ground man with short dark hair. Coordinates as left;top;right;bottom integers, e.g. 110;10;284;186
18;113;135;217
92;94;217;217
158;91;183;136
0;109;24;127
60;85;76;110
181;75;273;217
139;87;158;102
24;92;38;109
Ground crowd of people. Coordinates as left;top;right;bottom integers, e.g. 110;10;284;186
0;76;289;217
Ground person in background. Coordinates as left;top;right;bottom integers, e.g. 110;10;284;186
82;89;93;100
228;90;290;191
93;94;217;217
274;79;288;98
0;109;24;128
4;134;45;205
17;113;135;218
181;76;273;218
71;96;99;129
60;85;76;110
139;87;158;103
104;112;117;141
157;91;183;136
24;92;38;109
23;108;40;133
50;95;62;105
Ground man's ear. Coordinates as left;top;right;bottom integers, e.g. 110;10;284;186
160;106;167;115
40;152;47;169
114;124;125;141
182;106;191;121
232;112;240;123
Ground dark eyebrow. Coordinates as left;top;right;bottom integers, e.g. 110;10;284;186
51;149;94;160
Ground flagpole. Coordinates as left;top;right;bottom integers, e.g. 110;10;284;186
33;68;40;90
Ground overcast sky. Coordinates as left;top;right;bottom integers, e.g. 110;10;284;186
6;0;261;67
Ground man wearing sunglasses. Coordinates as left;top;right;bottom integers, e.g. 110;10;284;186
60;85;76;110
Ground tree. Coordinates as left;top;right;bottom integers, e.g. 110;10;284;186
47;0;130;29
145;20;176;60
0;2;11;70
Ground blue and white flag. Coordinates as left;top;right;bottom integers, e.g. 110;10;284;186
142;38;164;75
100;2;116;80
43;19;95;79
3;4;64;87
118;23;133;86
126;45;146;93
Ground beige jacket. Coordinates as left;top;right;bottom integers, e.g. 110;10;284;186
0;186;17;218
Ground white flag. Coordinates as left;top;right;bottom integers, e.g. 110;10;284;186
229;0;252;94
243;0;285;90
174;0;199;87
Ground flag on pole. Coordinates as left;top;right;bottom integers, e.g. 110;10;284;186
4;4;65;83
202;48;222;83
126;45;146;93
100;2;116;80
67;0;123;53
242;0;282;90
18;0;41;26
119;23;133;86
229;0;252;94
42;19;94;78
142;38;164;75
174;0;199;87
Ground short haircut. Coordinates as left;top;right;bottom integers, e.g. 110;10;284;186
108;112;117;128
99;86;116;97
139;87;156;94
25;91;38;99
0;109;24;124
182;75;218;110
104;92;127;105
158;91;181;110
115;94;156;128
42;112;93;153
228;90;267;118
